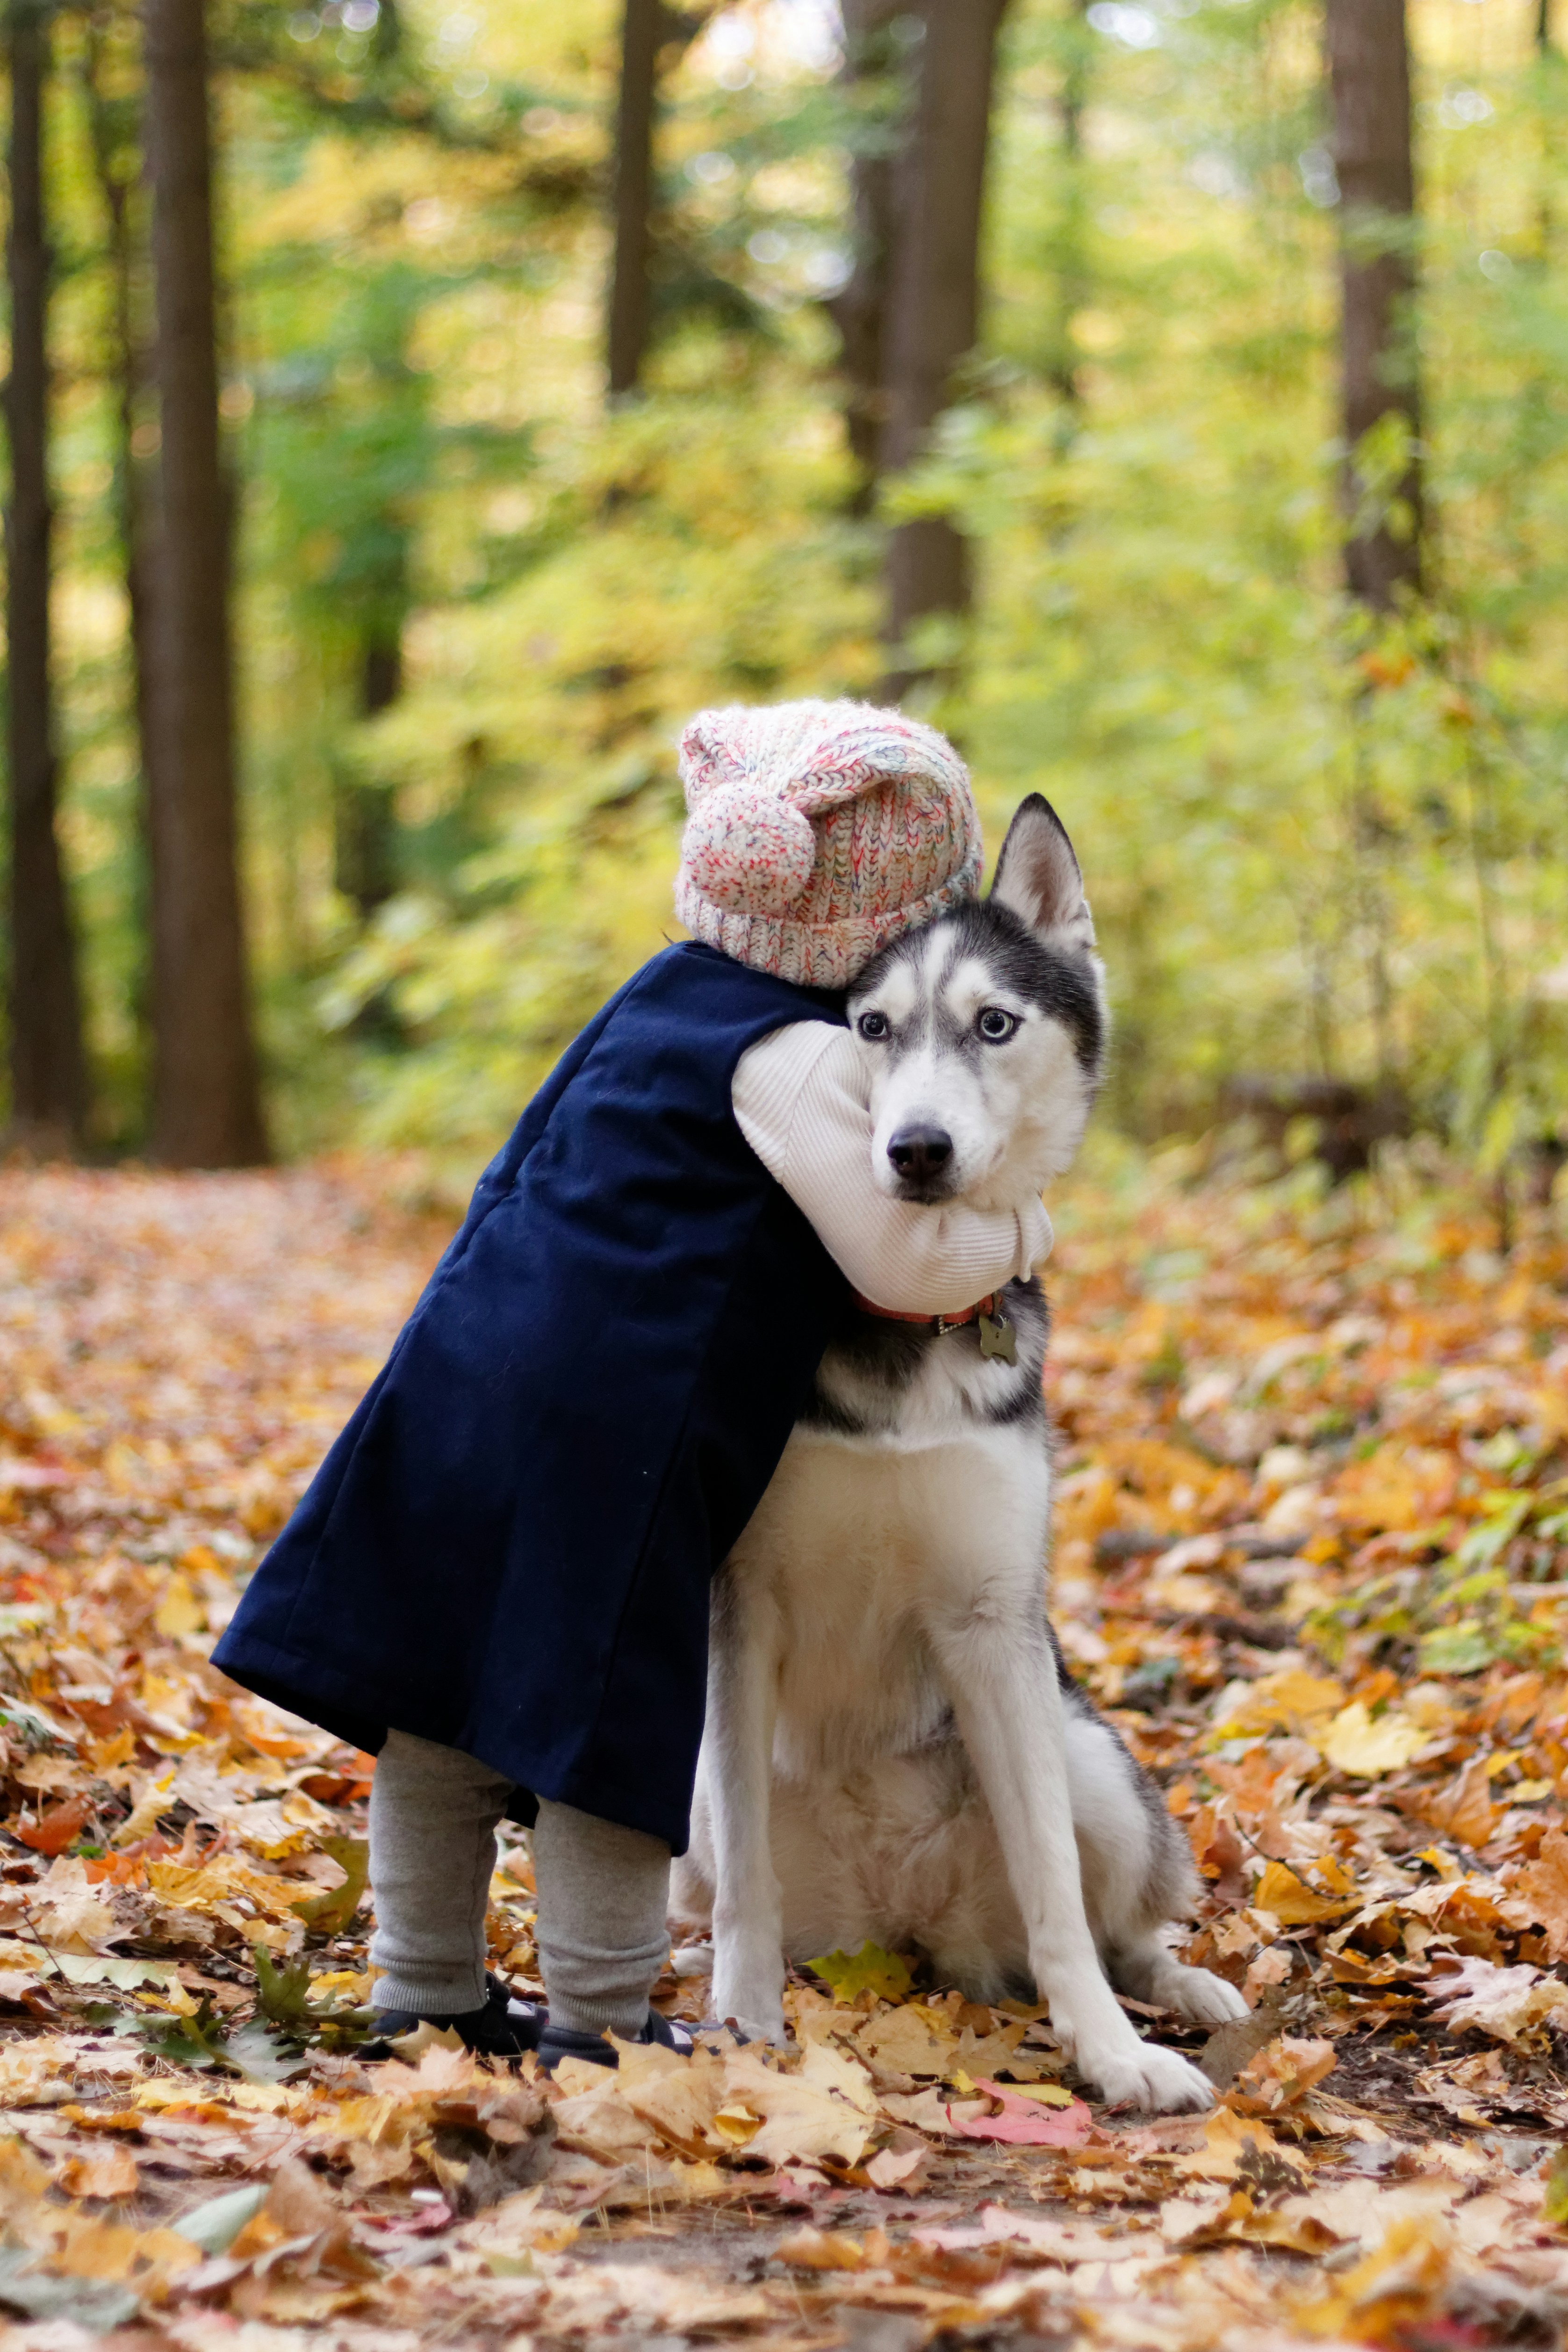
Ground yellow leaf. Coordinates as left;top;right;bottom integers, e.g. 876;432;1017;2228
111;1770;178;1848
708;2105;761;2146
1293;2213;1453;2338
1176;2106;1286;2182
853;2004;956;2079
774;2226;864;2271
1319;1702;1427;1777
291;1835;368;1932
146;1857;314;1922
153;1574;204;1639
1209;1669;1345;1742
806;1941;913;2002
721;2051;874;2169
1252;1860;1357;1927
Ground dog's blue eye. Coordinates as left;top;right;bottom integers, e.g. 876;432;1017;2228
978;1008;1017;1041
857;1010;889;1041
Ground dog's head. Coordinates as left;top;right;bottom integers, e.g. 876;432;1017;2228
846;794;1106;1209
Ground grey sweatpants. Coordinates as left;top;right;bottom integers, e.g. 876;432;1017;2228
368;1729;672;2039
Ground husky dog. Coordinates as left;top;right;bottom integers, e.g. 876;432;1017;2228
671;796;1246;2114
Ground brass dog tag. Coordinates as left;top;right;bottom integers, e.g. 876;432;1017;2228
978;1312;1016;1364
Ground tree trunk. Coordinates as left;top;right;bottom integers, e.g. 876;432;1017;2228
5;0;87;1149
144;0;267;1164
606;0;661;397
1051;0;1090;411
81;13;158;1094
1326;0;1421;609
879;0;1011;697
334;635;402;919
829;0;905;514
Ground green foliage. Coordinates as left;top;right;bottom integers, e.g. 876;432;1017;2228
29;0;1568;1169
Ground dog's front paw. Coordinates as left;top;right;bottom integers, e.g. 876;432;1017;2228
719;2007;788;2047
1084;2042;1215;2114
711;1951;787;2049
1156;1962;1249;2029
710;1981;787;2044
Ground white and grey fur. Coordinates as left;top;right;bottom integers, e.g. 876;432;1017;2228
671;795;1246;2114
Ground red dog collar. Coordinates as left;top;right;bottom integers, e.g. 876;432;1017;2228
852;1290;1003;1337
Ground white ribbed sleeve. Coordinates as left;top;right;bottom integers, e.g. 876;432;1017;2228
731;1021;1052;1316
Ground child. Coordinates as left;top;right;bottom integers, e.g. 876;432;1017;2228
213;700;1052;2069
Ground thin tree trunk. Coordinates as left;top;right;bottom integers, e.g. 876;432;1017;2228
81;14;158;1090
606;0;660;397
879;0;1011;698
82;19;157;803
5;0;87;1148
829;0;904;514
144;0;267;1164
1326;0;1421;609
334;635;401;919
1051;0;1090;411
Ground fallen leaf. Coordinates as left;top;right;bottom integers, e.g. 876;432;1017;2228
1293;2212;1453;2340
853;2003;957;2079
1319;1701;1428;1777
1199;1998;1283;2088
14;1796;94;1856
946;2081;1094;2146
1175;2105;1288;2182
1252;1859;1357;1927
56;2146;138;2202
865;2140;930;2192
153;1574;204;1639
1512;1825;1568;1963
721;2051;875;2168
806;1942;913;2003
1431;1955;1568;2041
290;1835;369;1934
774;2225;866;2270
1230;2035;1336;2113
1211;1670;1345;1741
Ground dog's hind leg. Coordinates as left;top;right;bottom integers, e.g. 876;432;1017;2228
928;1580;1215;2113
703;1565;791;2046
1063;1695;1247;2029
669;1756;716;1943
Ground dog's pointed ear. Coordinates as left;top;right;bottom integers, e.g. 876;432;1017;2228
989;795;1095;951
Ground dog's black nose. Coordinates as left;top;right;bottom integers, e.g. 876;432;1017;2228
887;1127;954;1183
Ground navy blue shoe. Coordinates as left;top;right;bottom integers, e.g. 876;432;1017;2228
363;1971;546;2060
537;2008;696;2073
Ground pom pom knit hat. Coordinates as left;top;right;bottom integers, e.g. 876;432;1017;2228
676;699;982;990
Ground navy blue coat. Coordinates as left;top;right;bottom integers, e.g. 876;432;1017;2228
213;943;848;1852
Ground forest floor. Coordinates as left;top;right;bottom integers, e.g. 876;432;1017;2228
0;1151;1566;2352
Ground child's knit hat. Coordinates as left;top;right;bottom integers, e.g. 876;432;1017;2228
676;699;981;989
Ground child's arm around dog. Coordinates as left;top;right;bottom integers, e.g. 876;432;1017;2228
733;1020;1050;1310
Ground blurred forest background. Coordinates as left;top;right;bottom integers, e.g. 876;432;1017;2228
4;0;1568;1192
